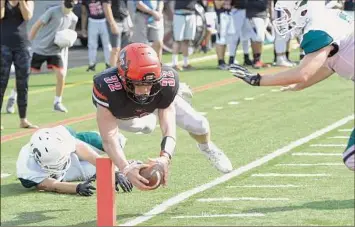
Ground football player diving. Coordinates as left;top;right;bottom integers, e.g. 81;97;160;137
93;43;233;191
16;125;133;196
230;0;354;171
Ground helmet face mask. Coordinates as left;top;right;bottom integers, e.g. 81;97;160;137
273;0;311;37
118;43;163;105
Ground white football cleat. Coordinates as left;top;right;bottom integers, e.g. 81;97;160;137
6;97;16;114
198;142;233;173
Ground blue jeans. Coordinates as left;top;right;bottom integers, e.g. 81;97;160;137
0;45;31;119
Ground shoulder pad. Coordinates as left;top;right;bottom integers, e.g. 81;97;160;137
301;30;334;54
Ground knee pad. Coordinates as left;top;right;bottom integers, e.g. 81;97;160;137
183;115;210;136
343;145;355;171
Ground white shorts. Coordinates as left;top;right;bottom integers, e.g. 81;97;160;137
173;12;197;41
216;12;232;45
245;17;267;43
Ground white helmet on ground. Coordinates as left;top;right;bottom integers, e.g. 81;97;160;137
30;125;76;176
272;0;324;36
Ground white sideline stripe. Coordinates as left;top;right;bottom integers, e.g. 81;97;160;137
252;173;330;177
213;106;223;110
197;197;289;202
228;101;239;105
328;136;349;139
292;152;341;156
171;213;265;219
276;163;343;166
244;97;255;101
310;144;346;147
1;173;11;178
226;184;300;188
338;129;353;132
120;114;354;226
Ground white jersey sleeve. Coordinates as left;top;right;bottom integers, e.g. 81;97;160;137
300;9;354;55
16;144;50;188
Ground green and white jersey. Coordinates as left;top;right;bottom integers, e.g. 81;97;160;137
300;9;354;81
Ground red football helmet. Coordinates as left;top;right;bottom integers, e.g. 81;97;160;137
117;43;162;104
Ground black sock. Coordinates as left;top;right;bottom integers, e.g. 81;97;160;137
273;49;277;62
300;54;305;60
253;53;261;63
229;56;235;65
218;59;225;65
244;54;250;61
286;51;290;60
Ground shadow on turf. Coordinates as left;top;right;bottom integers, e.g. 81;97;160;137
0;209;69;226
244;199;355;213
1;183;35;198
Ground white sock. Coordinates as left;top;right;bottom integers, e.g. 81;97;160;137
10;89;17;99
183;56;189;67
54;96;62;104
172;54;178;66
276;55;285;62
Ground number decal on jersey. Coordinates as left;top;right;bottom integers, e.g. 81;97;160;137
160;70;175;87
104;75;122;91
338;11;352;23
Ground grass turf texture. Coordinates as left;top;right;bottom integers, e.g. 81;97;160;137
1;49;354;226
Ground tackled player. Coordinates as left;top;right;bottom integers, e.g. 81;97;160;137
16;125;132;196
231;0;354;171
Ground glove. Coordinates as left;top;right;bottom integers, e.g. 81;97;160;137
230;64;262;86
115;171;133;192
76;178;96;196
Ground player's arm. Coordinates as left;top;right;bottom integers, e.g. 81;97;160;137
96;105;151;190
152;102;176;186
260;45;334;86
36;178;95;196
102;0;119;34
75;139;101;166
28;20;44;40
231;45;334;86
282;66;334;91
18;0;34;21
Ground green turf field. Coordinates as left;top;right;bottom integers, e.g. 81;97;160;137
1;48;354;226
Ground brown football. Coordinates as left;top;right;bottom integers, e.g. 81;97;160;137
139;163;164;190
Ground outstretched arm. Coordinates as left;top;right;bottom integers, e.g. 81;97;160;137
36;178;95;196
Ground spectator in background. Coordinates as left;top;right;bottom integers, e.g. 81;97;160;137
131;0;164;60
0;0;37;130
102;0;132;67
29;0;78;113
81;0;112;72
245;0;272;69
171;0;198;71
214;0;231;70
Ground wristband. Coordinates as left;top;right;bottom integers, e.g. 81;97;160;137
160;136;176;160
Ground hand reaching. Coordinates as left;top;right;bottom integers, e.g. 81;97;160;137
229;64;262;86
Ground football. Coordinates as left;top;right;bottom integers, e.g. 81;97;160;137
139;163;164;190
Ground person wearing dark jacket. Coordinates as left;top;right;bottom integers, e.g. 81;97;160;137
0;0;37;130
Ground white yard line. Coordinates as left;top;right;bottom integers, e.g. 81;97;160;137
292;152;341;156
338;129;353;132
244;97;255;101
171;213;265;219
276;163;343;166
1;173;11;178
252;173;331;177
197;197;289;202
120;114;354;226
226;184;300;188
310;144;346;147
228;101;240;105
327;136;349;139
213;106;223;110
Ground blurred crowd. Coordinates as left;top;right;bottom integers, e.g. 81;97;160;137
1;0;354;130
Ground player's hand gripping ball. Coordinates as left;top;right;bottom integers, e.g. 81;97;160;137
139;162;165;190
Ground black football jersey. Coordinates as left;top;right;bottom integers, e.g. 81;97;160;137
92;65;179;119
